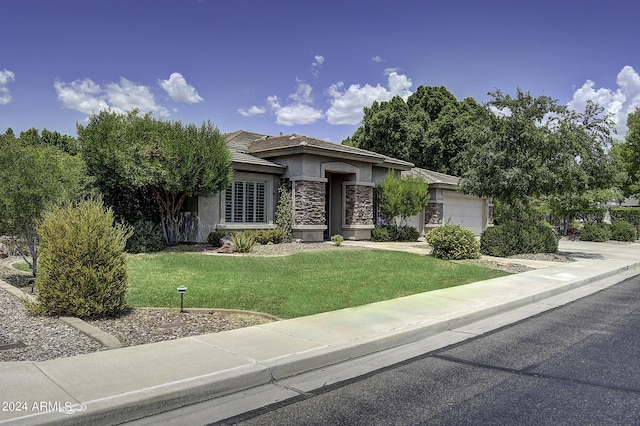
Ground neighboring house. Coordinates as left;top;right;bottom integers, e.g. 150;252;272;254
191;130;490;242
404;168;493;236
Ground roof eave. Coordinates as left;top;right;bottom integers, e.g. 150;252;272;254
249;145;389;164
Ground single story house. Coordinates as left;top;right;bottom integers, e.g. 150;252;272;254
190;130;491;242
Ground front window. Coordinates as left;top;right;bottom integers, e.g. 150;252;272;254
225;180;266;223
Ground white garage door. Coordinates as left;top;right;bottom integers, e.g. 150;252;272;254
443;197;485;235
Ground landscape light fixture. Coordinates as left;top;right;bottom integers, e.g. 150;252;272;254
177;285;187;313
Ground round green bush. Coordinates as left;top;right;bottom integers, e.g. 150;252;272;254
480;223;558;257
371;226;391;242
126;220;166;253
610;221;637;242
30;198;132;318
579;223;611;242
425;224;480;260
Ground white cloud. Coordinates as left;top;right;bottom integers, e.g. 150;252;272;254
568;65;640;137
243;81;324;126
326;71;413;125
311;55;325;79
106;78;169;117
372;55;384;63
159;72;204;103
275;80;324;125
237;105;266;117
273;103;324;126
54;77;169;117
289;79;314;104
54;79;109;114
0;69;16;105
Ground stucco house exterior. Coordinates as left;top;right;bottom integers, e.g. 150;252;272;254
191;130;491;242
404;168;493;235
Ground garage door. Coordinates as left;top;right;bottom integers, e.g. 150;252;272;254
443;197;485;235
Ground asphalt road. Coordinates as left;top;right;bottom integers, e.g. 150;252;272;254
221;274;640;425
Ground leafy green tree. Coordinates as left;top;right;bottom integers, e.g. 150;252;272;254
377;172;430;226
77;110;233;245
343;86;492;176
0;132;89;276
613;108;640;197
460;90;617;223
16;127;80;154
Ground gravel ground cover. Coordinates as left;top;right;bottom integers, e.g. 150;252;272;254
0;242;573;362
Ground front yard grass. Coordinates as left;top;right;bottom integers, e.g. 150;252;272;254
126;249;509;318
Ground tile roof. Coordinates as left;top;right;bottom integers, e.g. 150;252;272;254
247;134;414;168
224;130;286;171
406;167;460;187
224;130;414;170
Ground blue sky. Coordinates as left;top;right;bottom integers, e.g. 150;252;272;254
1;0;639;143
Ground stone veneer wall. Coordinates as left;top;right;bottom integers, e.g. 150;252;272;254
425;202;444;225
294;180;326;226
345;185;373;225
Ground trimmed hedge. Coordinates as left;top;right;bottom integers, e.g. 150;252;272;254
610;208;640;232
371;225;420;242
425;224;480;260
480;223;558;257
579;223;611;242
610;221;637;242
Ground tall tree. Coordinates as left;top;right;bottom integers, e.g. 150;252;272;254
77;110;233;245
0;131;89;275
612;108;640;197
460;90;618;223
343;86;491;175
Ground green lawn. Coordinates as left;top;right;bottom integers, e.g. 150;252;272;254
126;249;509;318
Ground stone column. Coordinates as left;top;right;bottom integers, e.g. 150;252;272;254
343;182;375;240
291;178;327;241
424;200;444;234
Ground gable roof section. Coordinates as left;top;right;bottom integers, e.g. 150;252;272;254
224;130;286;174
247;134;414;169
406;167;460;188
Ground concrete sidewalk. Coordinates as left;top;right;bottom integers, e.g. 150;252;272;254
1;240;639;425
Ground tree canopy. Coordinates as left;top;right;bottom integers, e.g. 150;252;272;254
459;90;619;222
77;110;233;245
612;108;640;198
377;172;430;227
0;129;89;275
343;85;492;176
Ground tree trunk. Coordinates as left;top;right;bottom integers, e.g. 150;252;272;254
150;187;188;246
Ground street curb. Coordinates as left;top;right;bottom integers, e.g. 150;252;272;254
20;260;640;426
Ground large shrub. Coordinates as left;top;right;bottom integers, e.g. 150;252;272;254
126;219;166;253
28;198;132;318
610;208;640;233
480;223;558;257
425;224;480;260
579;223;611;242
610;221;637;242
